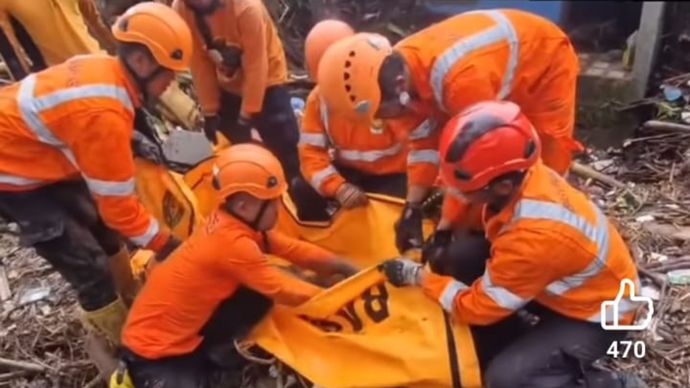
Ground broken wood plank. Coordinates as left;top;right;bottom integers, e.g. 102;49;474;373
0;265;10;301
0;357;46;373
644;120;690;133
643;222;690;241
571;161;628;189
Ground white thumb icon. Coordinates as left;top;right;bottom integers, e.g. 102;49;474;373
600;278;654;331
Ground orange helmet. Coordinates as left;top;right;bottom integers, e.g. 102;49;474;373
112;2;193;72
439;101;541;193
305;19;355;80
212;143;287;200
317;32;392;122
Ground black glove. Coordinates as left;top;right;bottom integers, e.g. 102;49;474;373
203;114;220;145
394;202;423;254
422;229;453;271
232;115;254;143
155;235;182;262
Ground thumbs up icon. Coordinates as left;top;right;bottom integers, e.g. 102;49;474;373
600;278;654;331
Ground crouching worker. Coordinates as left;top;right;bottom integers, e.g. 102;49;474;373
119;143;359;388
297;20;408;215
380;101;647;388
0;1;188;375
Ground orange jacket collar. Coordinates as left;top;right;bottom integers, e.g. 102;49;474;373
115;58;143;109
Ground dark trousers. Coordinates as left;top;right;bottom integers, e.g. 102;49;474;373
435;234;628;388
217;86;327;221
125;287;273;388
0;180;121;311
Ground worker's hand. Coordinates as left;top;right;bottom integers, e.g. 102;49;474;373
203;115;220;145
395;202;424;254
422;229;453;269
131;131;164;164
154;235;182;263
233;115;255;143
379;258;423;287
335;183;368;209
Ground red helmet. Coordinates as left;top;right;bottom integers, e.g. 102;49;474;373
438;101;541;193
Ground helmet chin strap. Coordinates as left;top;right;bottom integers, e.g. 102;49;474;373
224;199;271;231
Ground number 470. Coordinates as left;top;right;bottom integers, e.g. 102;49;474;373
606;340;646;359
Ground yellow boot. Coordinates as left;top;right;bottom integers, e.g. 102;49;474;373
108;246;141;307
80;298;129;380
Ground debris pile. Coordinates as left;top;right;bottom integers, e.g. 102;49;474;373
571;79;690;386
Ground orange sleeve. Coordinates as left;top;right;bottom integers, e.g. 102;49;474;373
172;0;221;115
404;115;441;188
442;69;496;116
224;235;323;306
420;229;561;325
266;230;337;269
236;4;268;116
66;110;170;252
298;90;345;197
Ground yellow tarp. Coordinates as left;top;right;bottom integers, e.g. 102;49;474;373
133;157;482;388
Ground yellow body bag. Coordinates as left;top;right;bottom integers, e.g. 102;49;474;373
132;157;482;388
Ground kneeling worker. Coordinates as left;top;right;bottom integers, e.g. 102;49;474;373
380;101;646;387
298;20;409;212
120;143;359;387
0;1;187;370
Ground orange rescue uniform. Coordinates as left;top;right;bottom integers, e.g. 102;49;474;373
172;0;288;117
298;87;412;196
422;161;639;326
395;9;582;229
0;55;170;251
122;209;336;359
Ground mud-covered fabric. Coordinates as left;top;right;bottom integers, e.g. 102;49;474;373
0;180;121;310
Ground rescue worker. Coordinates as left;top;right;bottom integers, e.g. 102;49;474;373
120;143;359;387
0;0;201;131
0;0;190;374
316;9;583;253
299;20;409;213
172;0;323;221
379;101;646;388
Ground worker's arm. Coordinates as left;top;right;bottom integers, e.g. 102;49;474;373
236;4;268;118
172;0;221;115
298;90;346;197
420;229;563;325
66;110;171;252
266;230;358;277
224;236;323;306
404;115;441;204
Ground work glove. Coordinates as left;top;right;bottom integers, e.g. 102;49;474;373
394;202;424;254
155;235;182;263
421;229;453;271
131;131;164;164
233;115;254;143
335;183;368;209
379;258;423;287
203;114;220;145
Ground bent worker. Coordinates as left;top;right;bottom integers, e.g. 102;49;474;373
316;9;583;253
120;143;359;387
0;0;189;373
380;101;646;388
172;0;323;221
298;20;410;214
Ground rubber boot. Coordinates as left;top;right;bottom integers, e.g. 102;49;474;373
80;297;128;381
108;246;140;307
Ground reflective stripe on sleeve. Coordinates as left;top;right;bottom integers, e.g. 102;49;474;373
129;219;161;247
439;279;468;312
408;149;440;165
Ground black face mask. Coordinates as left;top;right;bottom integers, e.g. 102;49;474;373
185;0;221;15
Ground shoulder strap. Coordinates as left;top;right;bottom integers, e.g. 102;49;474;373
189;6;215;49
